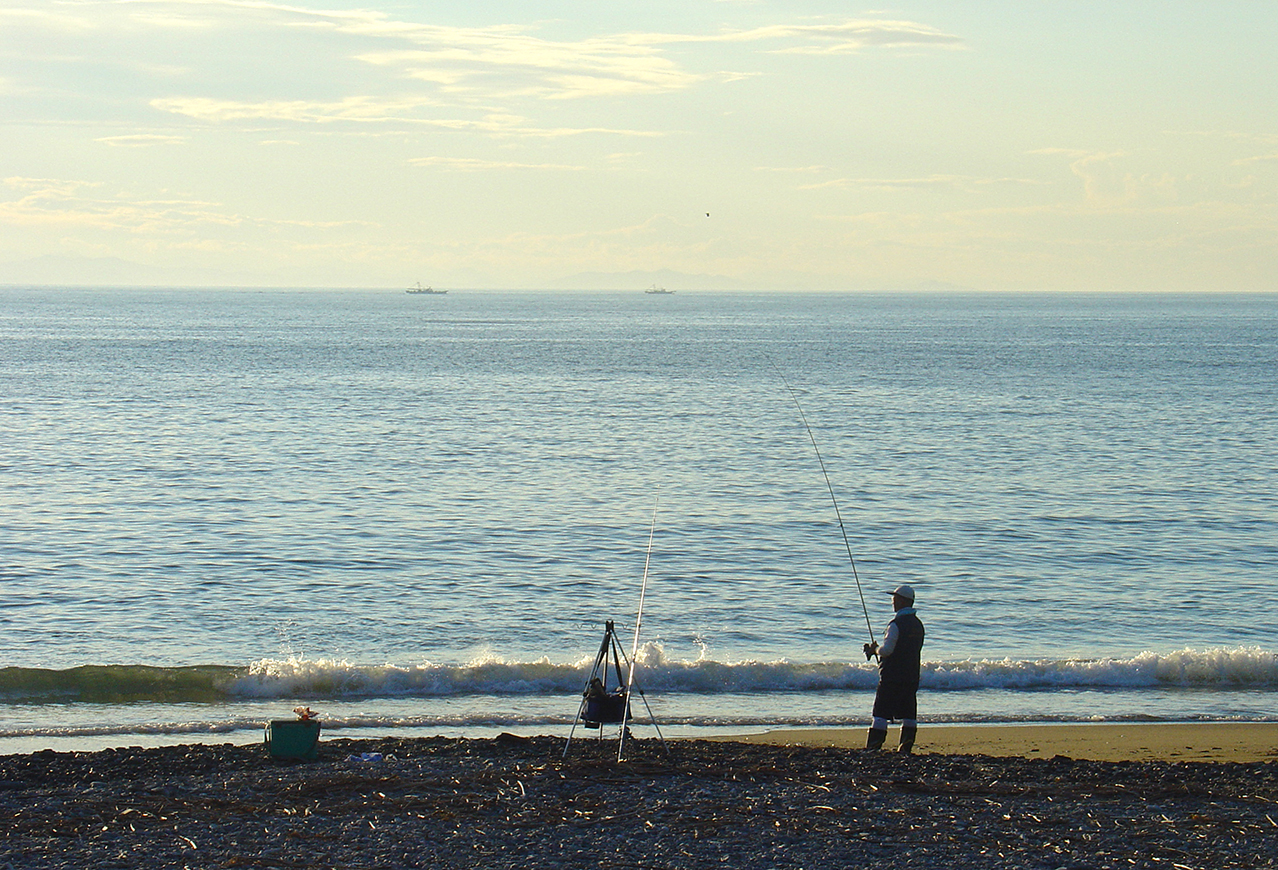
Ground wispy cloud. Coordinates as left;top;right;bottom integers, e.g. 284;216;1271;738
1233;153;1278;166
1028;147;1097;159
697;20;964;54
95;134;187;147
1169;130;1278;146
149;95;445;124
355;36;701;102
5;177;100;192
150;96;663;138
0;178;221;232
0;6;97;30
349;17;959;98
23;1;963;122
755;165;832;174
408;156;587;171
802;174;1043;192
0;175;366;234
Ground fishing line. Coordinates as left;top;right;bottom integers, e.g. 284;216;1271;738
770;360;876;645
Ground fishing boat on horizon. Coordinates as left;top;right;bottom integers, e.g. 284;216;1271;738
406;282;447;295
644;285;675;295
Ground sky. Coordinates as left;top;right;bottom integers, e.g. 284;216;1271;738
1;1;1276;291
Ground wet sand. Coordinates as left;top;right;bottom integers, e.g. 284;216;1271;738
731;722;1278;762
2;727;1275;869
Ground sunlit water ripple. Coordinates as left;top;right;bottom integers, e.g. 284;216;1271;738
2;288;1275;750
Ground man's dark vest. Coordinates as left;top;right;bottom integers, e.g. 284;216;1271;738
880;612;925;689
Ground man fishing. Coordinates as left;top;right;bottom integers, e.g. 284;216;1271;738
863;584;925;753
769;363;924;752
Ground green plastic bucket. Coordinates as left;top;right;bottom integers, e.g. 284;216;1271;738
265;719;321;761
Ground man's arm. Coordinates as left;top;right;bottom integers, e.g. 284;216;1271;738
878;621;900;658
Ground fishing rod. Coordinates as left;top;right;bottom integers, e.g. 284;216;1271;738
629;490;659;669
563;493;668;761
618;491;667;760
771;361;877;648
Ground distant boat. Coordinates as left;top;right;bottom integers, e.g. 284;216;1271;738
406;282;446;295
645;285;675;295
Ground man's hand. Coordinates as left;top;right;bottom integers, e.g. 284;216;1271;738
863;642;879;661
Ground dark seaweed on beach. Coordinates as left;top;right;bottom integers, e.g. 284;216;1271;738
2;736;1276;869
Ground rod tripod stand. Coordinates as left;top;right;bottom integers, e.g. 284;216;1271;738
564;620;667;760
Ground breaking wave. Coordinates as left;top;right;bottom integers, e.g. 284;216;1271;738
1;646;1273;705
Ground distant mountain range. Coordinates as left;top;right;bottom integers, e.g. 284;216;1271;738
548;270;975;293
0;259;759;291
1;255;975;293
548;269;755;291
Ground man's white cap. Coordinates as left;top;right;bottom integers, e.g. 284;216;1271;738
886;584;915;602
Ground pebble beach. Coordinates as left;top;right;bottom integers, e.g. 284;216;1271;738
3;726;1275;869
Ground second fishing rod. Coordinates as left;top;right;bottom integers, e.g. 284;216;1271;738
771;360;878;656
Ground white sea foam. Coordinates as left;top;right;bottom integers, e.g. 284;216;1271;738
927;647;1278;690
3;647;1276;747
236;655;586;698
228;646;1278;700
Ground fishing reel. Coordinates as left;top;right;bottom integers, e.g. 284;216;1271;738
863;642;879;661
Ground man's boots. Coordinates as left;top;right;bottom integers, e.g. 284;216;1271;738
865;727;887;750
897;725;917;754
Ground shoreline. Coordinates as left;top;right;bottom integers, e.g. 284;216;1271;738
3;721;1275;763
725;721;1278;763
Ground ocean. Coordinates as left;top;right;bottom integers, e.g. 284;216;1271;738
1;287;1275;754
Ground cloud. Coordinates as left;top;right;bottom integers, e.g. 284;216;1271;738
1233;153;1278;166
0;6;97;31
4;176;103;196
0;175;364;235
1060;151;1155;207
95;134;188;147
348;16;959;98
701;19;964;54
801;174;1043;192
28;2;961;113
408;156;587;171
149;95;443;124
755;165;832;174
150;96;662;138
1169;130;1278;146
0;197;230;233
1030;150;1181;207
1028;147;1096;159
6;0;968;155
355;35;702;101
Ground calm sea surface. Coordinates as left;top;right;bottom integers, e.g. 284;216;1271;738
1;288;1275;752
